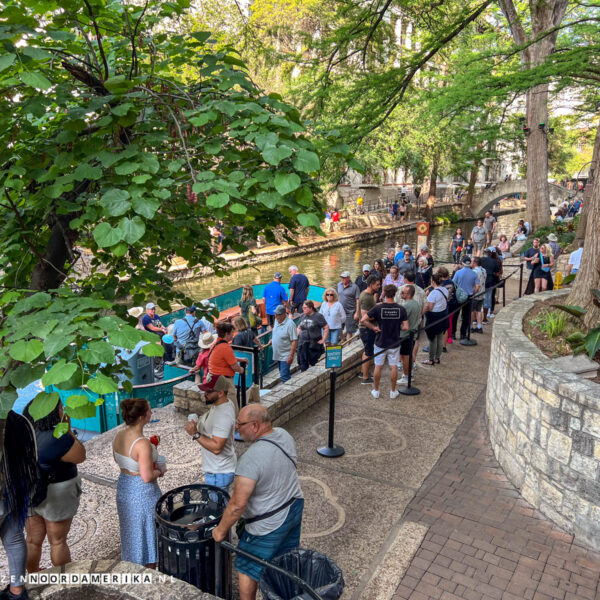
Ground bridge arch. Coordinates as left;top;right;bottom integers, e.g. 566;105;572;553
470;180;573;217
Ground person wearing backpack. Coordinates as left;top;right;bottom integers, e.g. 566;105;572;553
452;256;480;342
172;306;202;364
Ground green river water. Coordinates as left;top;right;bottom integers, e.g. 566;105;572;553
175;212;525;300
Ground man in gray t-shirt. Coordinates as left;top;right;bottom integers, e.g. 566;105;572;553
470;219;487;257
337;271;360;338
212;405;303;599
483;211;497;245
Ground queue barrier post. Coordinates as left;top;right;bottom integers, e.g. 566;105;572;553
518;262;524;298
234;363;247;442
460;295;477;347
317;369;345;458
399;329;420;396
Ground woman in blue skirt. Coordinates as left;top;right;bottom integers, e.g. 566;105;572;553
112;399;165;567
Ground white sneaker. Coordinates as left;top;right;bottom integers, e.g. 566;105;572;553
371;389;380;399
412;363;417;373
390;390;400;399
488;313;495;318
397;375;409;385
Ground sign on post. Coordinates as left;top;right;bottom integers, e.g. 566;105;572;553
325;345;343;369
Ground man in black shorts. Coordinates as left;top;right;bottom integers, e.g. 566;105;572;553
358;275;381;385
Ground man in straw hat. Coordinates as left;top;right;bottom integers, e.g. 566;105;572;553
184;375;237;491
190;331;217;384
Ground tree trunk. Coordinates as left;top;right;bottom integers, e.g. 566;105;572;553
425;156;438;222
575;128;600;242
567;121;600;328
525;83;551;230
464;165;479;217
30;214;80;292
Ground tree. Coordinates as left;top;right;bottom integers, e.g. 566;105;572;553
497;0;569;230
0;0;351;418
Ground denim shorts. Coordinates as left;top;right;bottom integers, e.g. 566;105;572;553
236;498;304;582
205;472;234;491
359;328;376;357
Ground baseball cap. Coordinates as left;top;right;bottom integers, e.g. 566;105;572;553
199;374;232;393
274;272;282;279
486;247;495;252
274;305;287;315
188;305;196;312
402;244;410;250
462;256;472;265
362;264;371;272
146;302;156;309
162;335;174;345
340;270;351;278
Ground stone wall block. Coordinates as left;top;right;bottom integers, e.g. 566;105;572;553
562;398;583;418
570;417;581;431
173;394;189;412
571;432;594;457
540;479;564;511
582;410;600;438
547;429;572;464
570;452;598;480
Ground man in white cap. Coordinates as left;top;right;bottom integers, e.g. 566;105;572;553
337;271;360;341
271;305;297;382
184;374;237;491
141;303;167;338
355;264;371;293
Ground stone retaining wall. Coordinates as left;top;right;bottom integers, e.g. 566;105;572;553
487;290;600;550
173;339;364;426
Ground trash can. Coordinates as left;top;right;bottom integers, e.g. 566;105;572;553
259;548;344;600
155;484;232;600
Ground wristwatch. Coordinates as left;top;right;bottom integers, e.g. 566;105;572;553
192;432;201;441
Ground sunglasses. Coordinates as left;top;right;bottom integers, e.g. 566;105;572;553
325;293;334;297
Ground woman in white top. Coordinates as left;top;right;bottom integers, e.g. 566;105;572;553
422;272;449;365
320;288;346;345
113;398;165;567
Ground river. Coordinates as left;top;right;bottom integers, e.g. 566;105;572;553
175;212;525;299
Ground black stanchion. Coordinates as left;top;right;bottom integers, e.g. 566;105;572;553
460;296;477;346
518;262;524;298
317;370;345;458
252;346;260;386
399;330;420;396
235;364;247;442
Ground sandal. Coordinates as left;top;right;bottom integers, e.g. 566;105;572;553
434;359;441;364
422;359;434;365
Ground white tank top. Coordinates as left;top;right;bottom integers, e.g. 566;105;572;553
113;437;158;473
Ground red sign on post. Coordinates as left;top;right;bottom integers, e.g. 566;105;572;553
416;222;430;236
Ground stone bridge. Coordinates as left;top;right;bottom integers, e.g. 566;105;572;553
471;179;573;217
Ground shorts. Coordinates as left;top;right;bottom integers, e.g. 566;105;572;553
205;472;234;491
483;288;494;309
373;345;400;366
343;315;358;335
472;298;484;312
359;328;376;357
236;498;304;582
32;476;82;522
399;336;414;356
473;241;485;252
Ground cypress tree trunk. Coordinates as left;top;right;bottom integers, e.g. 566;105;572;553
575;129;599;242
426;155;439;222
464;165;479;217
567;121;600;328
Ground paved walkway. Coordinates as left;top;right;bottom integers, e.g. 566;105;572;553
392;397;600;600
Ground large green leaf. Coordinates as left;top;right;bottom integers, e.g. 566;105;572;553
100;189;131;217
66;394;90;409
293;150;320;173
41;359;78;386
142;342;164;357
9;339;44;362
73;163;102;181
53;422;69;438
28;391;60;421
298;213;321;229
553;304;586;319
115;162;140;175
229;203;247;214
20;71;52;90
43;333;74;358
132;197;160;219
109;326;142;349
94;222;122;248
207;193;229;208
79;341;115;365
87;373;119;395
0;54;16;72
262;145;293;166
118;217;146;244
274;173;301;196
10;363;46;389
103;75;134;94
0;390;18;419
585;327;600;359
65;399;97;420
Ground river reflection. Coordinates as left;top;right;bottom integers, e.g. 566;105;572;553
175;212;525;299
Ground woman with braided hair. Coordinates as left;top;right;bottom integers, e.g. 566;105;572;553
0;410;44;600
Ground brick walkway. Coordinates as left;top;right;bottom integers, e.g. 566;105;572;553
393;396;600;600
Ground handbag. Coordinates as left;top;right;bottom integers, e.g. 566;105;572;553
455;286;469;304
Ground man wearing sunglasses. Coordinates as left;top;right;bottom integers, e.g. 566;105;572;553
212;405;303;600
